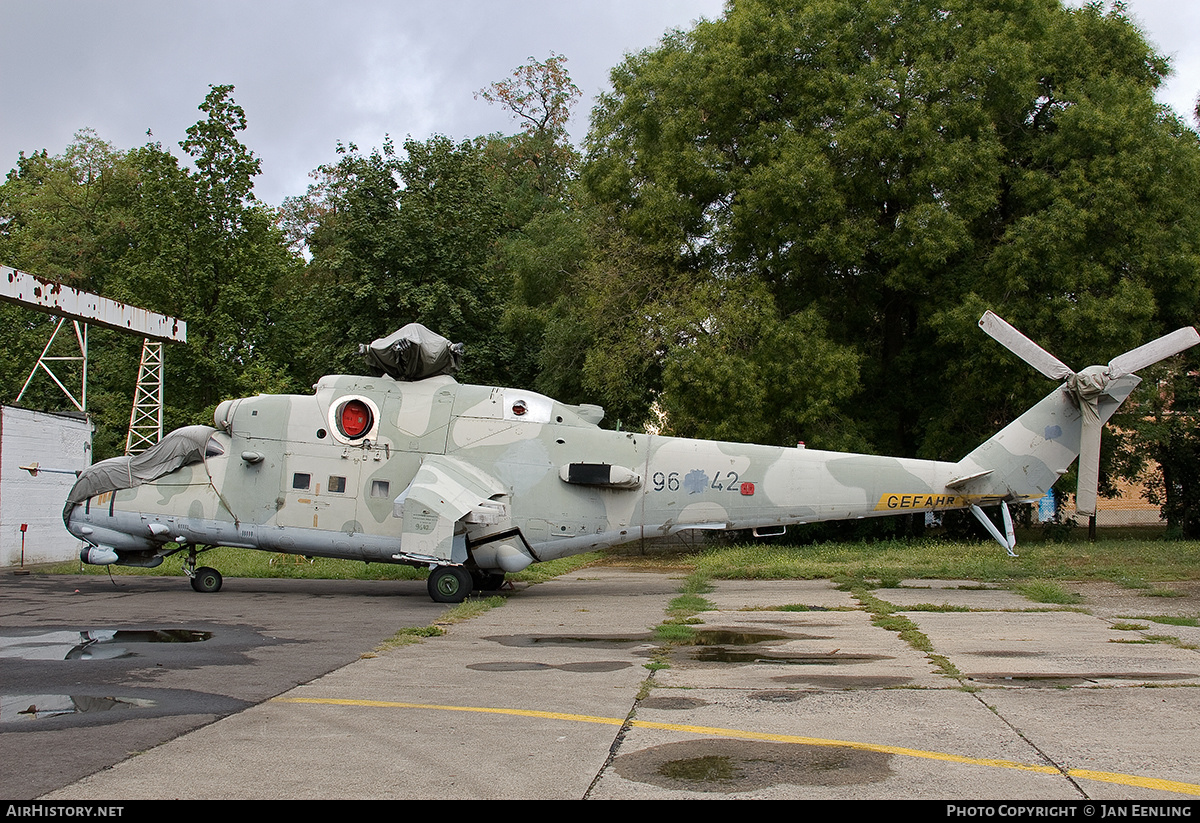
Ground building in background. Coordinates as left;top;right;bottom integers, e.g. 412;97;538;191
1;406;92;566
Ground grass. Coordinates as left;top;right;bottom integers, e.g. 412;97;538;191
1141;615;1200;627
367;595;506;655
372;625;446;653
667;593;715;618
38;547;603;584
35;534;1200;599
1013;580;1083;605
1144;587;1187;598
672;535;1200;585
1145;635;1199;650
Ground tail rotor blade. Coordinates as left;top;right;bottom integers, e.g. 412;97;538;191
1107;327;1200;378
978;312;1074;381
1075;416;1103;517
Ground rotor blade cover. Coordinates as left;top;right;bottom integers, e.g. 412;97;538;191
1107;327;1200;378
978;312;1073;381
1075;415;1103;517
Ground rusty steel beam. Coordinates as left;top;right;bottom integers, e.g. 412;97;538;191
0;266;186;343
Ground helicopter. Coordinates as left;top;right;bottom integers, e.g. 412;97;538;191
63;316;1199;603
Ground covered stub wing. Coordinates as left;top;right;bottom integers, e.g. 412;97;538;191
360;324;464;381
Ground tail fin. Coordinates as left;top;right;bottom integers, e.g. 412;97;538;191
949;374;1140;502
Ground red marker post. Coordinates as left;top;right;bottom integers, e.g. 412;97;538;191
14;523;30;575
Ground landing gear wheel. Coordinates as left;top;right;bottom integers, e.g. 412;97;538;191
428;566;472;603
472;571;505;592
190;566;223;593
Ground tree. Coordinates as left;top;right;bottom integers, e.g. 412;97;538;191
476;53;582;204
282;135;509;385
584;0;1200;462
0;88;300;458
282;56;592;393
0;130;138;291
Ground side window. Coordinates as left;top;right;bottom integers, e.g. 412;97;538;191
292;473;311;491
328;476;347;494
370;480;390;498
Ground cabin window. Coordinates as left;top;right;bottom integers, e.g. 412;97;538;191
337;399;374;439
328;475;347;494
292;473;311;491
370;480;390;498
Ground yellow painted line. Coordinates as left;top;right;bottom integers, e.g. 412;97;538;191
274;697;1200;796
277;697;625;727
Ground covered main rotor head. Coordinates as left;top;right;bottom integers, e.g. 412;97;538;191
360;324;464;381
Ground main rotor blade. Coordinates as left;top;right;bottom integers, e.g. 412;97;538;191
1107;326;1200;378
978;312;1073;380
1075;416;1103;518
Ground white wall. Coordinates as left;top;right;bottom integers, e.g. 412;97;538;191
1;406;93;566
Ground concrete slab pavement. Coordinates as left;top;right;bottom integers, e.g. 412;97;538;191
40;570;1200;800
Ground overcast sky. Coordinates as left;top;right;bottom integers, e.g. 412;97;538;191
2;0;1197;209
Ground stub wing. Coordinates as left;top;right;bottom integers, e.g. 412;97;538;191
393;455;506;564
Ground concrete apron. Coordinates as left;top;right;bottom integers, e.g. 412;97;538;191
47;572;1200;800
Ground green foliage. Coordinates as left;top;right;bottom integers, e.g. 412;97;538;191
1114;363;1200;537
659;281;862;448
667;593;715;618
281;135;508;383
653;623;697;643
477;53;582;205
686;535;1200;584
584;0;1200;464
0;88;298;457
508;551;603;583
1140;614;1200;627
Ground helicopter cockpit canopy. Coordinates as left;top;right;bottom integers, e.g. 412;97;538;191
63;425;220;524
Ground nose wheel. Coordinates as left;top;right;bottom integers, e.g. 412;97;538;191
189;566;223;593
184;548;223;593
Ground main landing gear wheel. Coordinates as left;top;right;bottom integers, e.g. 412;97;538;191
428;566;472;603
190;566;223;593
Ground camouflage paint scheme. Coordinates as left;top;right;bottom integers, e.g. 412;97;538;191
64;351;1138;601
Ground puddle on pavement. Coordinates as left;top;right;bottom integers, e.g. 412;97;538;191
967;671;1197;687
2;694;156;723
691;629;831;644
676;628;865;664
469;661;554;672
691;630;788;645
974;651;1045;658
690;649;889;664
468;660;632;673
770;674;915;689
612;739;892;793
0;629;213;661
639;696;709;710
484;634;652;648
749;690;809;702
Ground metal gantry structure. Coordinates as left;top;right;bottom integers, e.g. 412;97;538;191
1;266;187;454
126;340;166;454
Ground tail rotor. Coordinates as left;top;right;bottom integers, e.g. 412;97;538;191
978;311;1199;517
